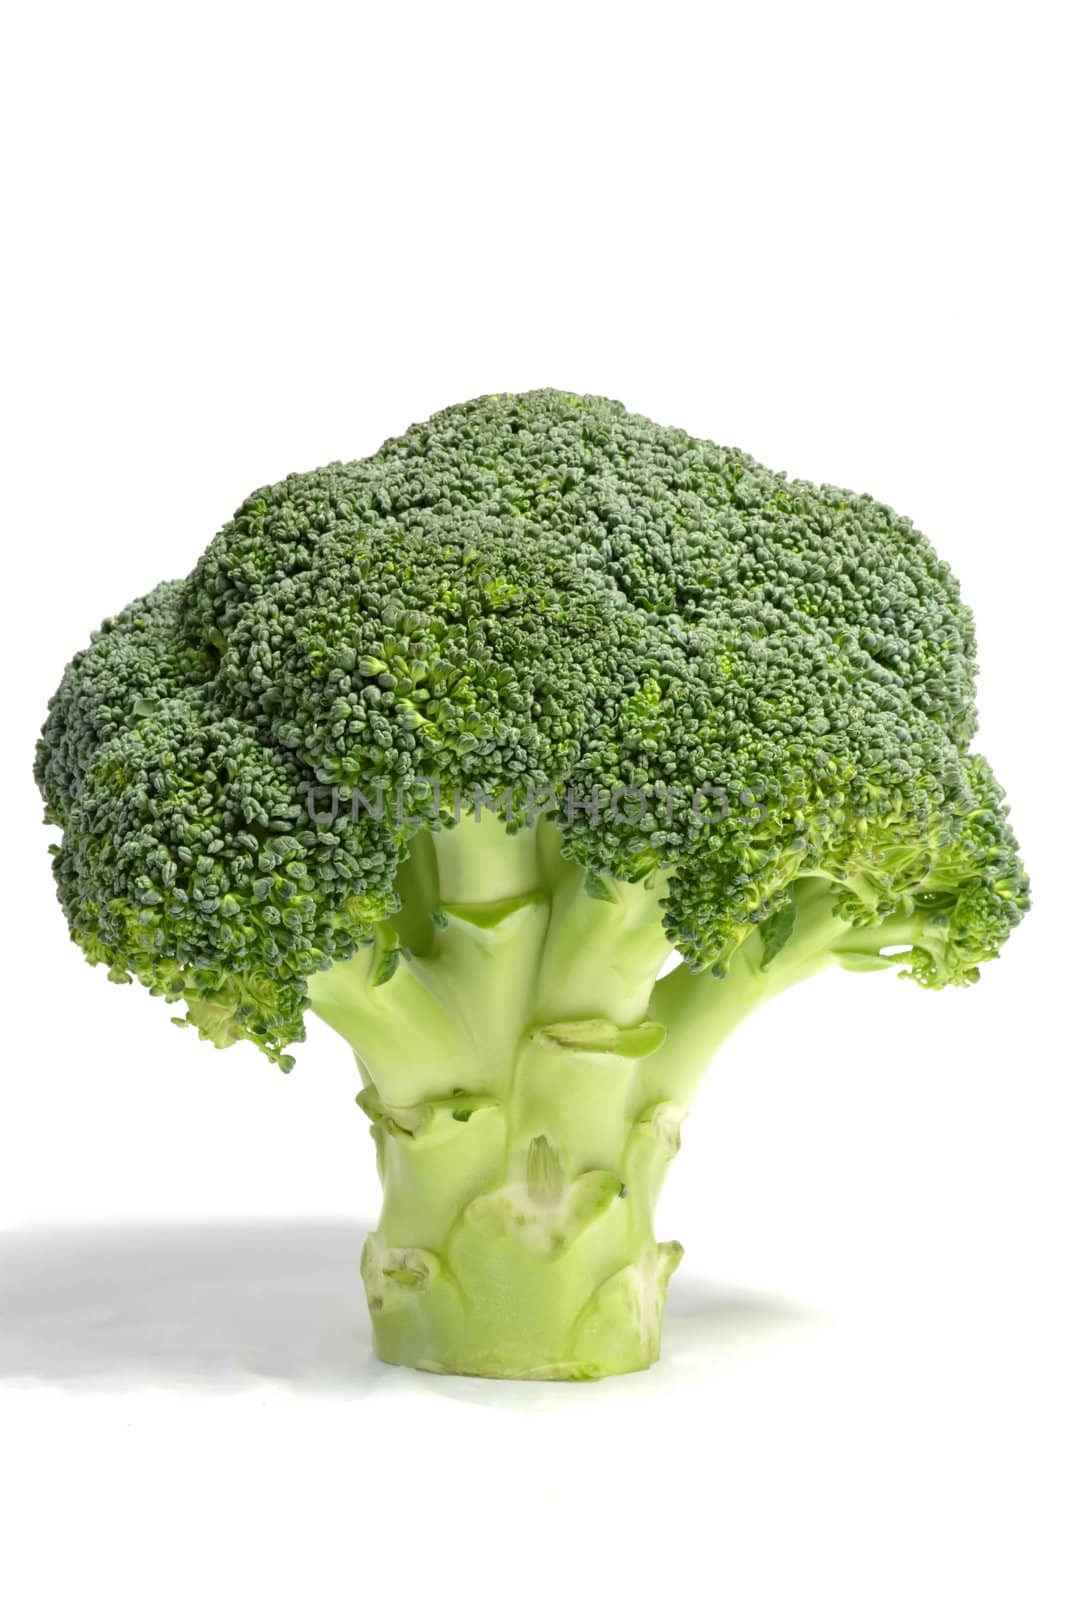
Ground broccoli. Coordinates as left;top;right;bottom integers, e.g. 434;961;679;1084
35;389;1029;1380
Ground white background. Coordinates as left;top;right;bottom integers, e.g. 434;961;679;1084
2;3;1064;1596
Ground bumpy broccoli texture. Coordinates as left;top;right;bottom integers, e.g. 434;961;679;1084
36;390;1028;1378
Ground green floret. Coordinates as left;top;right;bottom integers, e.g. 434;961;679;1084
35;389;1029;1379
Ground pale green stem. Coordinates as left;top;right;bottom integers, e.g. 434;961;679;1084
307;827;909;1379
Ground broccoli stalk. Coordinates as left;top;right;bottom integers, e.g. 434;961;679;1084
304;811;949;1378
308;812;684;1377
35;389;1029;1379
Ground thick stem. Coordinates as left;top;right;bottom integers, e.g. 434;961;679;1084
306;823;886;1379
357;1028;684;1377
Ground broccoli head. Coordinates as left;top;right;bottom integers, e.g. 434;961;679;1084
36;389;1028;1378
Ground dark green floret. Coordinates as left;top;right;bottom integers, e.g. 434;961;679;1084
36;389;1027;1064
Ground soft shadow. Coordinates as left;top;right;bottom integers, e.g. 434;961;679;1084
0;1218;383;1394
666;1272;818;1355
0;1220;817;1398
